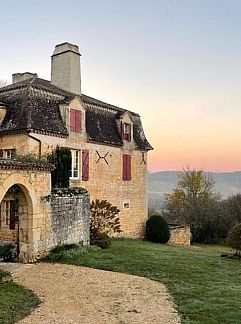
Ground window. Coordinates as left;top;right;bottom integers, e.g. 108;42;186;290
5;201;11;225
5;150;12;159
124;202;130;208
123;154;131;181
71;150;80;178
0;200;16;230
70;149;90;181
70;109;82;133
0;149;16;159
121;122;131;141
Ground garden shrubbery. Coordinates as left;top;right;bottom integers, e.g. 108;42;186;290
228;223;241;253
45;243;101;262
90;199;121;248
0;243;17;262
90;233;111;249
146;214;170;243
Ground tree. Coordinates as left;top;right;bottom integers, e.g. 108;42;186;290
163;168;223;243
47;146;71;188
223;193;241;225
228;224;241;254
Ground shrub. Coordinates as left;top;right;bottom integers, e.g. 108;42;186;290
0;243;16;262
44;244;101;262
90;199;121;236
90;199;121;248
0;269;11;283
90;233;111;249
228;223;241;252
146;214;170;243
50;243;80;254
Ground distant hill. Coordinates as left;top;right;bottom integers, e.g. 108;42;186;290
148;171;241;211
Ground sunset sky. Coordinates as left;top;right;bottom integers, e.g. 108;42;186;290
1;0;241;172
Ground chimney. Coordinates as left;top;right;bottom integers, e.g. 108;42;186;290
12;72;38;84
51;42;81;95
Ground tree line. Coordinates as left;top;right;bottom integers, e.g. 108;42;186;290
157;169;241;244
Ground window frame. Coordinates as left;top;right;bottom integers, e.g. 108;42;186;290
122;123;131;142
70;150;80;179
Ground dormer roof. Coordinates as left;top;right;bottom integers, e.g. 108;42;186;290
0;78;153;150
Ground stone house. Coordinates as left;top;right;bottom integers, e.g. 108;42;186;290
0;42;152;261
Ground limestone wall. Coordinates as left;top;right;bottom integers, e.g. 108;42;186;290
168;226;191;247
41;188;90;252
69;143;148;238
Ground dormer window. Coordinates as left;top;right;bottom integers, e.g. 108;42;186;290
122;122;131;142
70;109;82;133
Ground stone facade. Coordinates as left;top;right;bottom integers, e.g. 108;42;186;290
0;162;90;262
0;42;152;245
2;132;147;238
168;225;191;247
0;107;148;237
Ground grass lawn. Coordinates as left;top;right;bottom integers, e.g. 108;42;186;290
0;269;39;324
49;239;241;324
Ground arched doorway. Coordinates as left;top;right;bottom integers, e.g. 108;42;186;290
0;183;33;262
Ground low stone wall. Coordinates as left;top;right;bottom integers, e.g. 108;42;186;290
168;225;191;247
41;187;90;254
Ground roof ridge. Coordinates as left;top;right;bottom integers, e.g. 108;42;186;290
81;94;139;116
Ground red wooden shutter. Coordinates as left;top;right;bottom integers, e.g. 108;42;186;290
123;154;126;180
127;155;131;180
75;110;82;133
70;109;76;132
123;154;131;181
0;149;3;158
120;121;124;140
9;201;15;230
82;149;89;181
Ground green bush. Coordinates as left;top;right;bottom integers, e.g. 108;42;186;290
228;223;241;251
90;233;111;249
0;243;16;262
146;214;170;243
0;269;11;283
47;146;71;188
44;244;101;262
90;199;122;249
50;243;80;254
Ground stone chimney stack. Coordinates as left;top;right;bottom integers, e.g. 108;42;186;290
12;72;38;84
51;42;81;95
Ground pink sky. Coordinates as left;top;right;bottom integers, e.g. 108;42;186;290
2;1;241;173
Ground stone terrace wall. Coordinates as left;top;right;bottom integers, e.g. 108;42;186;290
42;188;90;252
168;225;191;247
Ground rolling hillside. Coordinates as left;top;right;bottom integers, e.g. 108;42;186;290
148;171;241;210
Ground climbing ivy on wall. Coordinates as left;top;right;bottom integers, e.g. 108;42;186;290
47;146;71;188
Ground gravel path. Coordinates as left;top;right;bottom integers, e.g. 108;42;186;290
8;262;180;324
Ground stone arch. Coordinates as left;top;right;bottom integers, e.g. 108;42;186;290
0;173;35;262
0;173;36;208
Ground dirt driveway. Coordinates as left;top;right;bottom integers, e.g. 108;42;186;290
8;262;180;324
